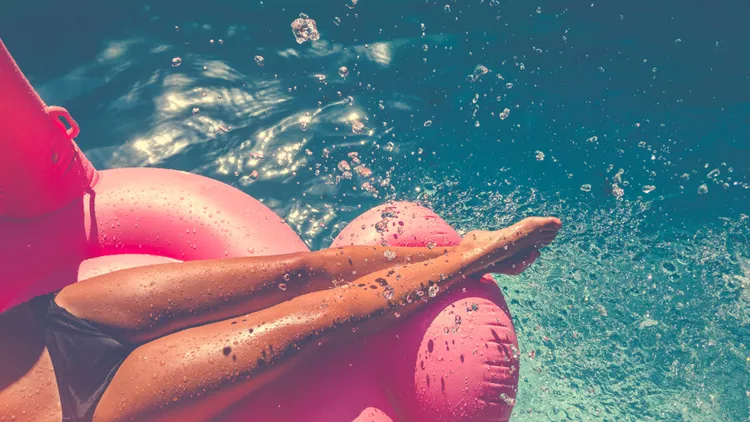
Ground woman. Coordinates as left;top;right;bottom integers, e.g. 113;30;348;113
0;216;561;421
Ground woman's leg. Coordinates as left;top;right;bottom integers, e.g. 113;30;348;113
93;217;561;421
55;244;455;343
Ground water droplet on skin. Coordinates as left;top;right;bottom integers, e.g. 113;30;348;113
535;151;545;161
171;57;182;67
254;55;265;66
338;66;349;78
428;284;439;297
278;283;287;291
707;169;720;178
382;285;395;300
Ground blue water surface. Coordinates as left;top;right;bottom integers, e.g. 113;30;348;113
2;0;748;420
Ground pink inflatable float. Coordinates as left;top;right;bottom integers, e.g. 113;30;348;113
0;39;518;421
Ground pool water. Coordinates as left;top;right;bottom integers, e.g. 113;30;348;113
3;0;748;420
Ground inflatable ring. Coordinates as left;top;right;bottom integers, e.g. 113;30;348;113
0;40;519;421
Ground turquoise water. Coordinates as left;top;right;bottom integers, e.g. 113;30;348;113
3;0;749;420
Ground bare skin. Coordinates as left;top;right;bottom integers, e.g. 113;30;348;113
0;216;561;422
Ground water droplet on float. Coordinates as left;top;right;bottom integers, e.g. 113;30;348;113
338;66;349;78
192;107;200;115
580;184;592;192
423;120;433;127
698;184;708;194
383;286;395;300
171;57;182;67
278;283;287;291
641;185;656;194
291;14;320;44
254;55;265;66
428;284;439;297
384;250;396;260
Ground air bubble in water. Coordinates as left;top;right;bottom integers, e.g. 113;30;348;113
535;151;545;161
499;393;516;405
254;55;265;66
428;284;439;297
455;315;462;325
422;44;429;52
506;82;514;89
423;120;433;127
333;17;341;26
313;74;326;82
278;283;287;291
612;184;625;198
192;108;200;115
291;14;320;44
499;108;511;120
444;5;451;12
641;185;656;194
338;66;349;78
384;250;396;260
707;169;720;178
586;136;598;142
171;57;182;67
698;184;708;194
580;184;592;192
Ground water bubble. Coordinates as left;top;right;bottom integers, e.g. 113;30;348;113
333;17;341;26
192;107;200;115
423;120;433;127
428;284;439;297
338;66;349;78
580;184;592;192
641;185;656;194
455;315;462;325
586;136;598;142
382;285;395;300
283;273;291;281
378;100;385;110
171;57;182;67
612;184;625;198
384;250;396;260
698;184;708;194
422;44;429;52
352;121;365;134
444;5;451;12
291;14;320;44
499;108;511;120
338;161;351;172
254;55;265;66
313;74;326;82
505;82;514;89
466;65;489;82
278;283;287;291
707;169;720;178
535;151;545;161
